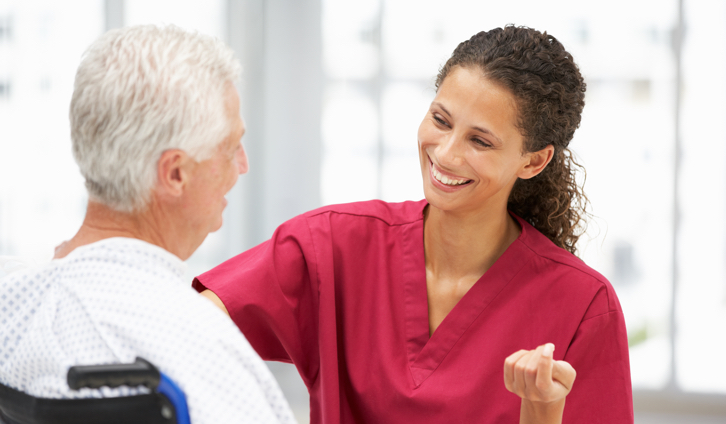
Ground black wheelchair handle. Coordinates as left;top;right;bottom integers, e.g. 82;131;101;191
67;357;161;390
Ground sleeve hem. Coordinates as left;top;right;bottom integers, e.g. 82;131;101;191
579;309;621;324
192;277;207;293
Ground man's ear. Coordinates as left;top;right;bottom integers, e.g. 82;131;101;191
518;144;554;180
156;149;191;198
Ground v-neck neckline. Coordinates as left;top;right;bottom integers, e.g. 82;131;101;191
401;202;534;388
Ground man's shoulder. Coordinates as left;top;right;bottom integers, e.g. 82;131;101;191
0;256;49;279
0;258;282;421
0;241;230;350
63;238;186;278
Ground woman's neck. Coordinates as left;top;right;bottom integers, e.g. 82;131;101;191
424;203;521;280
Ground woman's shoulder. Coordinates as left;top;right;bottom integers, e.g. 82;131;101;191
514;215;604;279
299;199;427;226
514;215;622;316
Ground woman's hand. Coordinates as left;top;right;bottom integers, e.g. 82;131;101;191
504;343;576;424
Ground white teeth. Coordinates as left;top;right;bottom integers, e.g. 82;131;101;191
432;166;468;186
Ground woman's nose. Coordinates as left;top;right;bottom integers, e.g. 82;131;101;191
436;132;465;166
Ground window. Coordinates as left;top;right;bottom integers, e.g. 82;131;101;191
0;81;10;99
0;0;103;259
676;0;726;393
0;14;12;42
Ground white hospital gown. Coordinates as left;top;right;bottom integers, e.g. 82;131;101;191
0;237;297;424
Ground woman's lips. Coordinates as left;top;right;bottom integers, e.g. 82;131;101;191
428;157;472;191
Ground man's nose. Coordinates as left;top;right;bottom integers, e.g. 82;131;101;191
237;143;249;174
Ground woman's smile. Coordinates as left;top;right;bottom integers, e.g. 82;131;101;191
428;155;473;192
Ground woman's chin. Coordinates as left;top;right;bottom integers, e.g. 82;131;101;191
423;186;459;212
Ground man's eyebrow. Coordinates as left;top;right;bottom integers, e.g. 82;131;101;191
434;102;504;145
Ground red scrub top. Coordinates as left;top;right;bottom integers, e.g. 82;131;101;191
194;200;633;424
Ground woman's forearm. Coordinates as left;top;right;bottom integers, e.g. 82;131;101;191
520;398;566;424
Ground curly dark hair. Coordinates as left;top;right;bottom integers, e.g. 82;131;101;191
435;25;589;255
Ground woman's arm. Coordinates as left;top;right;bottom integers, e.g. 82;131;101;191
200;289;230;316
504;343;576;424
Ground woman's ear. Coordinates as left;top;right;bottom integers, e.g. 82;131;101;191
518;145;554;180
155;149;191;198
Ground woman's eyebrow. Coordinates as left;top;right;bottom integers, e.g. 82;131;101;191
434;101;504;145
472;125;503;145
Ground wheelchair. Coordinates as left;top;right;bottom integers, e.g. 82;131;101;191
0;357;190;424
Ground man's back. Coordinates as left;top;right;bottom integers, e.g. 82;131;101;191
0;237;295;424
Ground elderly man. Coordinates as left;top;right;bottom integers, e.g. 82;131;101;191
0;25;295;423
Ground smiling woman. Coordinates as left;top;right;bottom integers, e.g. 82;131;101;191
195;25;632;424
419;70;552;216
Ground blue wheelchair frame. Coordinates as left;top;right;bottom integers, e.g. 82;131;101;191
0;357;190;424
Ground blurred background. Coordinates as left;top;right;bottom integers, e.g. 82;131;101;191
0;0;725;422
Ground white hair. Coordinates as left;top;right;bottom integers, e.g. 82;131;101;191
70;25;242;212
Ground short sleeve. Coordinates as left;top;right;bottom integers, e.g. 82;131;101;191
193;217;321;386
562;287;634;424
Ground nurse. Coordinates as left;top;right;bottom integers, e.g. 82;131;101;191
195;26;633;424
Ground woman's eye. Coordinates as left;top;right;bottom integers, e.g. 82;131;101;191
473;138;491;148
433;115;448;126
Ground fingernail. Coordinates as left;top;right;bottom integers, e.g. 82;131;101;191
543;343;554;357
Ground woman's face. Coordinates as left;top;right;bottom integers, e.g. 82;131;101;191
418;66;536;216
